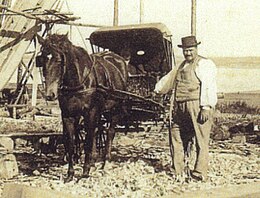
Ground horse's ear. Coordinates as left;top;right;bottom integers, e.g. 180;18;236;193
37;34;45;45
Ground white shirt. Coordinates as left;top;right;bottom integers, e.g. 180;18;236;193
154;58;218;108
194;58;218;108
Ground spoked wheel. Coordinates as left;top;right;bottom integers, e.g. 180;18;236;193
96;115;110;157
75;115;110;160
73;117;86;163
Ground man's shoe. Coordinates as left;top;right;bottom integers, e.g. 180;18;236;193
174;173;185;183
191;171;207;182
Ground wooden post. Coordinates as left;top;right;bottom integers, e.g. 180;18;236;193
31;65;38;107
0;0;12;28
113;0;119;26
64;0;72;40
139;0;144;24
191;0;196;36
69;25;72;40
16;64;22;89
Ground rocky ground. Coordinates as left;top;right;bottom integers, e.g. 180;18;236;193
0;112;259;197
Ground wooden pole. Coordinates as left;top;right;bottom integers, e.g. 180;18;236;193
0;12;74;16
17;64;22;89
0;0;12;28
191;0;196;36
0;5;39;20
139;0;144;24
113;0;119;26
31;65;38;107
55;21;106;28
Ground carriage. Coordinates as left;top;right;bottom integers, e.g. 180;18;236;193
89;23;175;128
37;22;175;181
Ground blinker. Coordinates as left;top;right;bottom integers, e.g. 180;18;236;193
36;55;48;67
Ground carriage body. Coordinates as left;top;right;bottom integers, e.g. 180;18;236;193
89;23;175;125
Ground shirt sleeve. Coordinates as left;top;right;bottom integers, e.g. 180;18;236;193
196;59;218;108
154;66;178;94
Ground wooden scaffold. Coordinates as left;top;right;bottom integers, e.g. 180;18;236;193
0;0;95;118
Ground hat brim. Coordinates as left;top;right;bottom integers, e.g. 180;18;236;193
177;42;201;48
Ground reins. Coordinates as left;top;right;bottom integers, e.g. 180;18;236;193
58;51;96;93
45;39;126;97
47;43;96;94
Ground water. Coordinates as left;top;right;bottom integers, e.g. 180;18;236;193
217;67;260;93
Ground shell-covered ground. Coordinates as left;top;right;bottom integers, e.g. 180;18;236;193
0;113;259;197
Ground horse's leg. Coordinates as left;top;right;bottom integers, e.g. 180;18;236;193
74;121;83;163
82;107;99;178
62;116;78;182
105;115;118;161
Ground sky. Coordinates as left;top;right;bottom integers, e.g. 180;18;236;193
60;0;260;57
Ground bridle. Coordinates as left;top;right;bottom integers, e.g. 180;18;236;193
42;42;97;96
59;50;96;93
42;37;127;98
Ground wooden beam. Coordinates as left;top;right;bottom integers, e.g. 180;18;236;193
0;5;40;20
191;0;196;36
113;0;119;26
32;66;38;107
0;5;76;23
55;21;107;28
22;6;41;12
139;0;144;24
0;12;74;16
0;0;12;28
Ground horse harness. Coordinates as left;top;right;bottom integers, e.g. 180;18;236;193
56;50;126;97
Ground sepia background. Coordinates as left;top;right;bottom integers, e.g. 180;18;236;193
16;0;260;93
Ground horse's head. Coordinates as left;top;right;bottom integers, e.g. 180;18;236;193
37;34;71;101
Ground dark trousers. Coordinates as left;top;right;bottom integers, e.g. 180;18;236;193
171;100;213;177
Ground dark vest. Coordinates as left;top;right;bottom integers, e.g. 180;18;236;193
175;57;202;102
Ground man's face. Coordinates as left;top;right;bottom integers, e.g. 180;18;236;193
183;46;198;62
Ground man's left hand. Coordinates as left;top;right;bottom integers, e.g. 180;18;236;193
198;109;210;124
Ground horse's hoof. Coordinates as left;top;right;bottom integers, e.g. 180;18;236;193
104;153;112;161
75;174;89;183
82;173;90;178
64;175;74;183
79;172;90;180
101;160;106;169
82;167;90;178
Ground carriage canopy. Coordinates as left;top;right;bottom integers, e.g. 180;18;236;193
89;23;174;73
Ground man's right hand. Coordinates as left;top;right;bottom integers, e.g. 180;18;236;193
198;109;210;124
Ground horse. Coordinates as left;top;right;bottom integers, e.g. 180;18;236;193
37;34;128;182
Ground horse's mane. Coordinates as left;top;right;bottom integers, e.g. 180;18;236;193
46;34;92;65
46;34;85;53
44;34;127;87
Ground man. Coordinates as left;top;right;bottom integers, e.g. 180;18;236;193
120;48;146;75
155;36;217;181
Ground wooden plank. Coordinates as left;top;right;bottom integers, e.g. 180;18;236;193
0;12;73;16
55;21;106;28
0;0;59;91
0;131;62;138
3;183;85;198
0;5;39;20
0;0;37;85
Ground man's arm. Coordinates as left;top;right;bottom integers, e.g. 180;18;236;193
154;67;178;95
197;59;218;109
196;59;217;124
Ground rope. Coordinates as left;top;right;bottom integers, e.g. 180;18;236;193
76;26;88;50
64;0;88;50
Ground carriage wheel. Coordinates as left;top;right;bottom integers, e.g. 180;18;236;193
76;116;110;160
72;117;86;163
96;116;110;157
